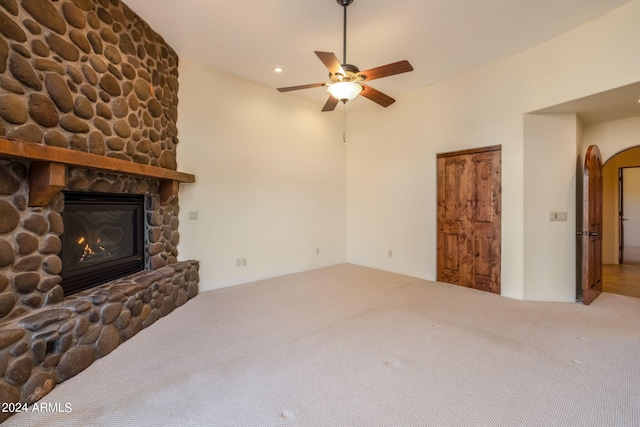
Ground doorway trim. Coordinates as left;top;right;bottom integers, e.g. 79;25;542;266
618;165;640;264
436;145;502;159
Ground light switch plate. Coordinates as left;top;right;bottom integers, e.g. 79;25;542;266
550;212;567;221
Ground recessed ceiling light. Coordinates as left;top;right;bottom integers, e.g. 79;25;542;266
273;67;283;73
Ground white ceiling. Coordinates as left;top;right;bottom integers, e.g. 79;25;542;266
123;0;633;110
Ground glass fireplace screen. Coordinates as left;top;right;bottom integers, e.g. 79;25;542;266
61;192;145;295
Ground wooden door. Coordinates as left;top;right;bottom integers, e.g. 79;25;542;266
437;146;501;294
581;145;603;305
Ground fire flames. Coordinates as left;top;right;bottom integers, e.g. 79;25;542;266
77;236;108;262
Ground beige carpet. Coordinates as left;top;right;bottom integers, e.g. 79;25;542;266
6;264;640;427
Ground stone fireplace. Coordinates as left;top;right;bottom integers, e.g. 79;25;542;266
60;191;146;294
0;0;198;420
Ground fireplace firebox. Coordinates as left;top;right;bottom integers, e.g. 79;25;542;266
61;192;145;295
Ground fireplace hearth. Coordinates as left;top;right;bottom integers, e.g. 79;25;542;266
61;192;145;295
0;159;199;424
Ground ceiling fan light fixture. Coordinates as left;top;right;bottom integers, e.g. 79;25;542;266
327;81;362;102
276;0;413;111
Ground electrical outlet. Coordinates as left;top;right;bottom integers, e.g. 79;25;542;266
316;247;319;255
388;250;393;257
188;211;198;220
236;258;241;267
242;258;247;266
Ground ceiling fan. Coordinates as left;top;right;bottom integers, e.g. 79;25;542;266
277;0;414;112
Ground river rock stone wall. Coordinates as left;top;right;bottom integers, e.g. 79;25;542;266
0;260;199;423
0;160;64;320
0;0;179;169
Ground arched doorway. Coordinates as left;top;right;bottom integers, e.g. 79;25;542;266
602;146;640;298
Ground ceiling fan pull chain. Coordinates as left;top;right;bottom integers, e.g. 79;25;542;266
343;103;347;144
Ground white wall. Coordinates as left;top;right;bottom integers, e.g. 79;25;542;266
347;0;640;301
523;114;580;301
584;117;640;163
176;59;346;290
346;56;526;299
174;1;640;300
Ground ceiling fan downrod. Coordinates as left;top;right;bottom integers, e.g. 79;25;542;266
337;0;354;66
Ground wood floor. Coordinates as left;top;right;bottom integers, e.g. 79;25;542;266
603;263;640;298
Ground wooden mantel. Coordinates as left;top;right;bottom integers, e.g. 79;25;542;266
0;137;195;206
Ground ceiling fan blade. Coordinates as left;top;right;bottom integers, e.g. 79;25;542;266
322;96;339;112
358;60;414;81
360;84;395;107
277;82;326;92
315;51;346;77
